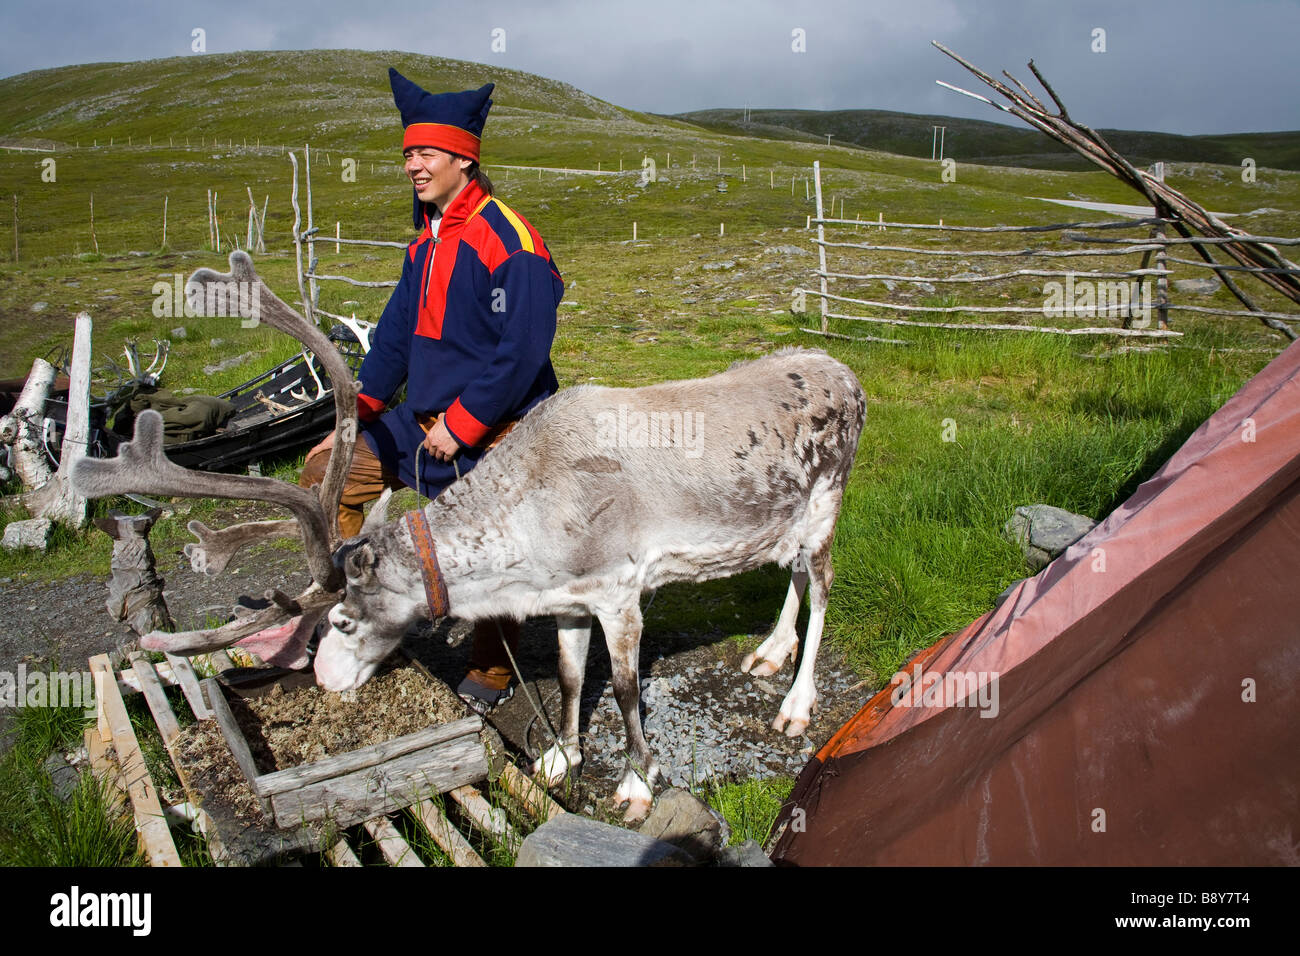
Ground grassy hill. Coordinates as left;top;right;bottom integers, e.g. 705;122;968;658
674;108;1300;172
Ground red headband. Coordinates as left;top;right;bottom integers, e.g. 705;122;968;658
402;123;482;161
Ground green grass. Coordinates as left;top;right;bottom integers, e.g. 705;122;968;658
706;776;794;847
0;701;143;867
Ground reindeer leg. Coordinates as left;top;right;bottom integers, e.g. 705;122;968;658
597;603;658;823
534;614;590;786
741;568;809;677
772;545;832;737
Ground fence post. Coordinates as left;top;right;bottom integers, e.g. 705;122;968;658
289;152;314;327
1154;219;1170;329
305;144;318;317
813;161;828;334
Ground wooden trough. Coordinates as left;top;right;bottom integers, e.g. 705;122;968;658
86;648;567;867
203;675;486;830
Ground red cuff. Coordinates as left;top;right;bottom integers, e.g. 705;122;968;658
443;398;491;447
357;392;386;423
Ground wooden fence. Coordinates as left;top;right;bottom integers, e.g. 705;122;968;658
798;161;1300;344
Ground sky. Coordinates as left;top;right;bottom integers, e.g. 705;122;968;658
2;0;1298;135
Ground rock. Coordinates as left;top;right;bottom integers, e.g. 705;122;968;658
209;338;225;348
637;788;730;863
203;351;255;375
1172;277;1222;295
882;279;897;292
911;281;936;293
43;753;80;802
3;518;53;552
702;260;736;271
1004;505;1098;571
31;302;48;312
170;327;188;339
516;814;694;867
764;245;810;257
716;839;773;867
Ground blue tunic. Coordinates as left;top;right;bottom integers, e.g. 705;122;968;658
356;178;563;494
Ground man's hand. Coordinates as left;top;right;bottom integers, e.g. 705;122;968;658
423;416;462;462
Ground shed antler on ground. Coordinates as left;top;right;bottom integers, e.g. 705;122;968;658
73;251;361;654
933;41;1300;340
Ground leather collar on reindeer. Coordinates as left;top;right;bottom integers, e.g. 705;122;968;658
405;508;451;618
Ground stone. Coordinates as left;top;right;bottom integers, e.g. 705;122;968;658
764;245;810;257
702;260;736;271
30;301;48;313
170;327;188;339
43;753;80;802
1172;277;1222;296
2;518;53;552
716;839;773;867
1004;504;1098;571
638;788;730;862
203;351;255;375
515;814;694;867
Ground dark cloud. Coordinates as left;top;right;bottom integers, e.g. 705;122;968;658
2;0;1297;134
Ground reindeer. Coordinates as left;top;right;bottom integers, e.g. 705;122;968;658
73;252;867;821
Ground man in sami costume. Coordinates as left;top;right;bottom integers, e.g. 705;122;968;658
300;68;563;713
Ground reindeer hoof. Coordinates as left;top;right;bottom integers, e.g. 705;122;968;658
783;717;809;738
622;797;653;824
614;769;654;823
533;744;581;788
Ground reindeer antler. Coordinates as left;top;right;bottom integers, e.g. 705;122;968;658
185;250;361;549
74;410;342;589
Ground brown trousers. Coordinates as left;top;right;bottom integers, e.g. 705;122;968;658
299;429;520;690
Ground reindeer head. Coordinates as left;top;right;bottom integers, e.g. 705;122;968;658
314;534;429;691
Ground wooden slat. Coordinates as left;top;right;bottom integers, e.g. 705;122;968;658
254;716;483;796
165;653;213;719
326;838;362;867
200;678;273;816
413;799;486;868
128;652;180;746
268;733;488;829
363;816;424;867
89;654;182;867
499;764;567;823
450;785;520;853
84;725;126;815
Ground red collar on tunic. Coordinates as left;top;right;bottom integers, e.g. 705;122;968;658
417;178;491;242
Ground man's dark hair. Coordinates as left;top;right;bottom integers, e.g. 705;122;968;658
466;161;494;196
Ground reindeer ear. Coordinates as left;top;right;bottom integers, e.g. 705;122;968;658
344;540;378;584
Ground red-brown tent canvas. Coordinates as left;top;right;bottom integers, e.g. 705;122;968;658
773;340;1300;866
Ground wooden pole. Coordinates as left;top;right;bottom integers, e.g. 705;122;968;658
814;161;829;334
162;195;168;249
633;222;637;241
1155;220;1170;329
89;194;99;254
11;194;16;263
305;145;317;314
336;221;340;253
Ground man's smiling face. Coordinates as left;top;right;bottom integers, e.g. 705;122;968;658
404;147;472;213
